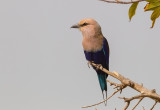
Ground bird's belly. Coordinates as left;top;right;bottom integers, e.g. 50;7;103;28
92;50;106;64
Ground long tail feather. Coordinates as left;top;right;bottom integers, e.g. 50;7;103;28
102;91;106;106
96;71;108;105
97;72;107;92
105;90;107;106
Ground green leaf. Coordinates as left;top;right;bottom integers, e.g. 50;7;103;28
150;7;160;28
146;0;160;3
129;2;139;21
144;2;160;11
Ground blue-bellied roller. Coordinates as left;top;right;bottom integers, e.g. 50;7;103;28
71;18;110;101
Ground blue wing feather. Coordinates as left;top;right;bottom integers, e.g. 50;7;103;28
102;37;109;70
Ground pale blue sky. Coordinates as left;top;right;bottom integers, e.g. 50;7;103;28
0;0;160;110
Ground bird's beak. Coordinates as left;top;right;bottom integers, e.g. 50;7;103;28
71;24;80;28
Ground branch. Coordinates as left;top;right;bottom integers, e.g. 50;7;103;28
119;94;145;109
82;62;160;109
150;101;157;110
91;62;160;102
99;0;145;4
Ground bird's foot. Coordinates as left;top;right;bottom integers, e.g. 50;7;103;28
87;61;94;68
95;64;103;70
114;84;126;94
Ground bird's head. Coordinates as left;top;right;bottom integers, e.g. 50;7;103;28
71;18;102;37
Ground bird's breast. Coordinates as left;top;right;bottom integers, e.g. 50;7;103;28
82;36;103;52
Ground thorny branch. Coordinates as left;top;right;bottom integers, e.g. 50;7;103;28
82;62;160;109
99;0;145;4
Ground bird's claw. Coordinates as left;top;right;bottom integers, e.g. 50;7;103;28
113;84;126;94
87;62;102;70
95;64;103;70
87;61;94;68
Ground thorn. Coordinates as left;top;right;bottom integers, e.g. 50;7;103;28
151;89;156;93
129;81;134;87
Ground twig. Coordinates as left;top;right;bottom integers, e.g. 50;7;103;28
123;102;130;110
150;101;157;110
119;96;143;110
82;89;120;108
107;80;126;93
119;94;151;102
132;97;143;110
107;80;123;89
99;0;145;4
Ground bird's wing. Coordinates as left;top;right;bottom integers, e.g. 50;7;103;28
102;37;109;70
84;51;93;61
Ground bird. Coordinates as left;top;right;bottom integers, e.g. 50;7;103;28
71;18;109;102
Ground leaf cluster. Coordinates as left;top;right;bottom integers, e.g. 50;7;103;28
129;0;160;28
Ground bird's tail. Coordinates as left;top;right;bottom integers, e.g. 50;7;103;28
97;72;107;105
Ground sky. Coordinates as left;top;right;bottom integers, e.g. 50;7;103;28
0;0;160;110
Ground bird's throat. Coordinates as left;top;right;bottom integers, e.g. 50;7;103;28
82;35;103;52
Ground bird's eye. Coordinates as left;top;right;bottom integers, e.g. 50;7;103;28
82;22;88;26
